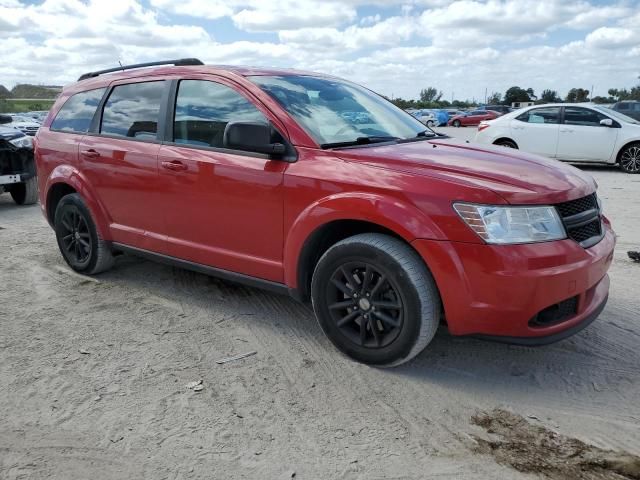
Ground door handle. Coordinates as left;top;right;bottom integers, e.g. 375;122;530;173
560;129;574;133
161;160;187;172
80;149;100;159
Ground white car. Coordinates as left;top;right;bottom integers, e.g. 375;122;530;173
0;114;41;136
474;103;640;173
411;109;437;127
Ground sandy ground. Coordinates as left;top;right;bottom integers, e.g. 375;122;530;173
1;132;639;479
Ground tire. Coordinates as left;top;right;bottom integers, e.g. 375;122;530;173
453;120;461;128
426;120;435;128
10;176;38;205
494;139;518;149
311;233;441;367
619;143;640;174
54;193;114;274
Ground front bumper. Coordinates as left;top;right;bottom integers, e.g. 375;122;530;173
412;222;615;340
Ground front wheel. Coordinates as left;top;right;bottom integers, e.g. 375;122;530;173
619;144;640;174
453;120;461;127
10;176;38;205
426;120;435;128
311;234;441;367
54;193;114;274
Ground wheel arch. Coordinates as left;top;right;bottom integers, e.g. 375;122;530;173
44;165;111;237
493;137;519;148
284;193;446;302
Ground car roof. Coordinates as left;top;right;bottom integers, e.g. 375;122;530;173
65;64;329;95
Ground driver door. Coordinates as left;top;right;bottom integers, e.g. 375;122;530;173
158;78;288;282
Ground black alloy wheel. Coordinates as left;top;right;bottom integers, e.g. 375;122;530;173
327;262;404;349
58;205;93;268
311;234;441;367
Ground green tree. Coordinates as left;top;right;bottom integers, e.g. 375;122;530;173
565;88;589;102
503;86;531;105
487;92;501;105
540;89;560;103
419;87;443;103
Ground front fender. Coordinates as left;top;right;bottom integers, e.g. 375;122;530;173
44;165;111;238
283;192;446;288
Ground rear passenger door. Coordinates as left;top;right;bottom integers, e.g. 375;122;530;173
509;106;560;158
79;80;169;253
158;78;288;283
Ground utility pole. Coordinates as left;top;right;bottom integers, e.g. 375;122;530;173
484;87;487;104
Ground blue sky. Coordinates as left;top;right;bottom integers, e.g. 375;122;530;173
1;0;639;101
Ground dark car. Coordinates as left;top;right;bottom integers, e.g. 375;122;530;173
35;59;614;366
0;125;37;205
612;101;640;121
483;105;511;115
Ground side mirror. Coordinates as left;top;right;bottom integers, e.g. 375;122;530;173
600;118;614;127
223;122;286;156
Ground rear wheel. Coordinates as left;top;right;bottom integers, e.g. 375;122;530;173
311;234;441;367
453;119;461;128
619;143;640;174
54;193;114;274
426;120;435;128
10;176;38;205
494;139;518;149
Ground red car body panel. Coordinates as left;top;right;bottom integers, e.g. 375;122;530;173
35;65;615;341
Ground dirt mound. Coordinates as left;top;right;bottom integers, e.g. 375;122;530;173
472;409;640;479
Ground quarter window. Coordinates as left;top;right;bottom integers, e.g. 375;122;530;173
50;88;106;133
516;107;560;124
173;80;267;149
100;82;164;139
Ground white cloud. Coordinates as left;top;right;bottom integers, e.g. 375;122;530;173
0;0;639;104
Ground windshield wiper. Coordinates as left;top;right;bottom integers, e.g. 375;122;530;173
320;135;399;149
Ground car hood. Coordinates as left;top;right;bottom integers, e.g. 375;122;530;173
0;125;25;140
334;138;597;204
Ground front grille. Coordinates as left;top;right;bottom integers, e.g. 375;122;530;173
529;296;579;328
556;193;597;217
554;194;603;248
569;219;602;243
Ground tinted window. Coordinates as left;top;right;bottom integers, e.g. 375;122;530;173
616;103;629;110
563;107;607;127
173;80;267;148
50;88;106;133
516;107;560;124
470;110;485;115
101;82;164;139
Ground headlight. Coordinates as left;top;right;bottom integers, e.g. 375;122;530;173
454;203;566;244
8;135;33;149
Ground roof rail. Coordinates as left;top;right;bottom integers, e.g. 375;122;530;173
77;58;204;81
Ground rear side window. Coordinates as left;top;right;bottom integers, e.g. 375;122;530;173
616;103;629;110
100;81;164;139
173;80;267;148
516;107;560;124
563;107;607;127
50;88;106;133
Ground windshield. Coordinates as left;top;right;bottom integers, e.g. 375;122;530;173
249;75;431;147
597;107;639;125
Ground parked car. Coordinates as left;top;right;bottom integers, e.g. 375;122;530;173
611;101;640;121
410;109;438;127
36;59;614;366
474;103;640;173
448;110;498;127
0;114;41;136
482;105;511;115
0;125;37;205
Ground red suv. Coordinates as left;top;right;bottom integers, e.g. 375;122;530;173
35;59;615;367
